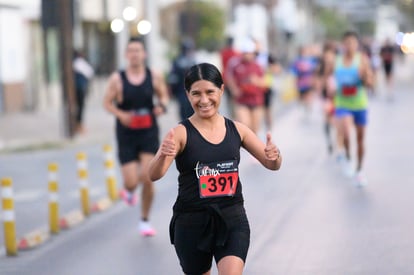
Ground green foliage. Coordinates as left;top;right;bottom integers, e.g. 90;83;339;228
190;1;225;51
316;7;351;40
396;0;414;27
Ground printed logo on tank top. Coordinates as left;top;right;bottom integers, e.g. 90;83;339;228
195;160;239;198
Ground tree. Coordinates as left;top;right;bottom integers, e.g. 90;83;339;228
191;1;225;51
395;0;414;29
315;6;351;40
160;1;225;52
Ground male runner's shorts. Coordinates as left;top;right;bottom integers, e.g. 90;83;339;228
116;129;159;165
383;62;393;76
335;108;368;126
172;204;250;275
264;88;273;108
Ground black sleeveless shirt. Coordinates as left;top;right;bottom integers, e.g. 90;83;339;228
173;117;244;212
116;69;158;134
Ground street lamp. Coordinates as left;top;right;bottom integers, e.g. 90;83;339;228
123;6;137;22
137;20;152;35
110;18;124;33
110;6;138;34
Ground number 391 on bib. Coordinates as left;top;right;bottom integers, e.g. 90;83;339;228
196;160;239;198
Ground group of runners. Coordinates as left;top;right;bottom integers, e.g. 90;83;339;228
292;31;396;187
103;37;282;275
101;30;395;274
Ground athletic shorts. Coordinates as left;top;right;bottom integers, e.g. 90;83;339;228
171;204;250;275
383;62;393;76
116;128;159;165
264;88;273;108
299;87;312;97
335;108;368;126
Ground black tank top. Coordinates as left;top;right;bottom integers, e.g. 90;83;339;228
116;68;157;134
173;117;244;212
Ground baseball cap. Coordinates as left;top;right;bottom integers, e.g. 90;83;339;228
239;38;256;53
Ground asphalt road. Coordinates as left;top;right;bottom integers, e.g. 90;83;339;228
1;79;414;274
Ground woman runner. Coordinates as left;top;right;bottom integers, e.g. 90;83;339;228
148;63;282;275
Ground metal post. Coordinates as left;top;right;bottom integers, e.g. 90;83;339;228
103;145;118;201
1;177;17;256
48;163;60;234
76;152;90;216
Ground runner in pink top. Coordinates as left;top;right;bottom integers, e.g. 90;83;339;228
226;38;267;133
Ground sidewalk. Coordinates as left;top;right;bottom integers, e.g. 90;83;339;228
0;78;115;152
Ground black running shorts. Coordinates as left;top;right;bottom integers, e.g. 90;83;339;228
116;128;159;165
172;204;250;275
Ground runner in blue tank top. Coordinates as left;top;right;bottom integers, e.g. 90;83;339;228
334;31;374;186
149;63;282;275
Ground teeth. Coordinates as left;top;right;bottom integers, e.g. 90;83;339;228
199;105;212;109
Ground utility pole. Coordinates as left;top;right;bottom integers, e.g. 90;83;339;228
57;0;76;138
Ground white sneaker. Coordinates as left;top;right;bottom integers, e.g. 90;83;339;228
336;151;346;165
354;171;368;187
342;160;355;178
139;221;156;237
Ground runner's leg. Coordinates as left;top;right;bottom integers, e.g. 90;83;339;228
217;256;244;275
355;124;365;172
121;161;140;192
235;105;252;131
251;106;264;134
138;152;155;220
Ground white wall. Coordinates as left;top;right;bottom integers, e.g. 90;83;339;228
0;7;27;83
229;3;268;52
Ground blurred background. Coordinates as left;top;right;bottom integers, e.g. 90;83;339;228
0;0;412;130
0;2;414;273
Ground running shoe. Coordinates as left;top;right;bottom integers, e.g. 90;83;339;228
342;160;355;179
119;189;138;206
336;151;346;164
354;171;368;187
139;221;156;237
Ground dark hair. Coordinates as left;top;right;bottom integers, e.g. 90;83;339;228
128;36;145;48
184;63;223;92
343;31;359;40
268;54;280;65
323;41;337;53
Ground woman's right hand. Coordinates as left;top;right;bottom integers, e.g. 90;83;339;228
160;129;176;157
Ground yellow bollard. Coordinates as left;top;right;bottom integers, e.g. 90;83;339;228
76;152;90;216
48;163;59;234
103;144;118;201
1;177;17;256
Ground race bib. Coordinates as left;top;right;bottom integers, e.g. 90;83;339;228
341;85;357;97
129;109;153;129
196;160;239;198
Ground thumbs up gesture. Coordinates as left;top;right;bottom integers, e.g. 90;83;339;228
264;132;280;161
160;129;176;157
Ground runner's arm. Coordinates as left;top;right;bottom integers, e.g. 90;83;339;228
151;69;169;115
235;121;282;170
225;58;241;98
360;54;374;88
103;72;130;126
149;125;186;181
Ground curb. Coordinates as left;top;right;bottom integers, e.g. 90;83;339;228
17;228;50;250
59;210;85;230
10;198;117;253
91;197;115;213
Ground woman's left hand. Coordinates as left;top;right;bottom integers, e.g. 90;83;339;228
264;132;280;161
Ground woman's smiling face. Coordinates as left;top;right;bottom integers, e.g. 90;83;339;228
187;80;224;118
